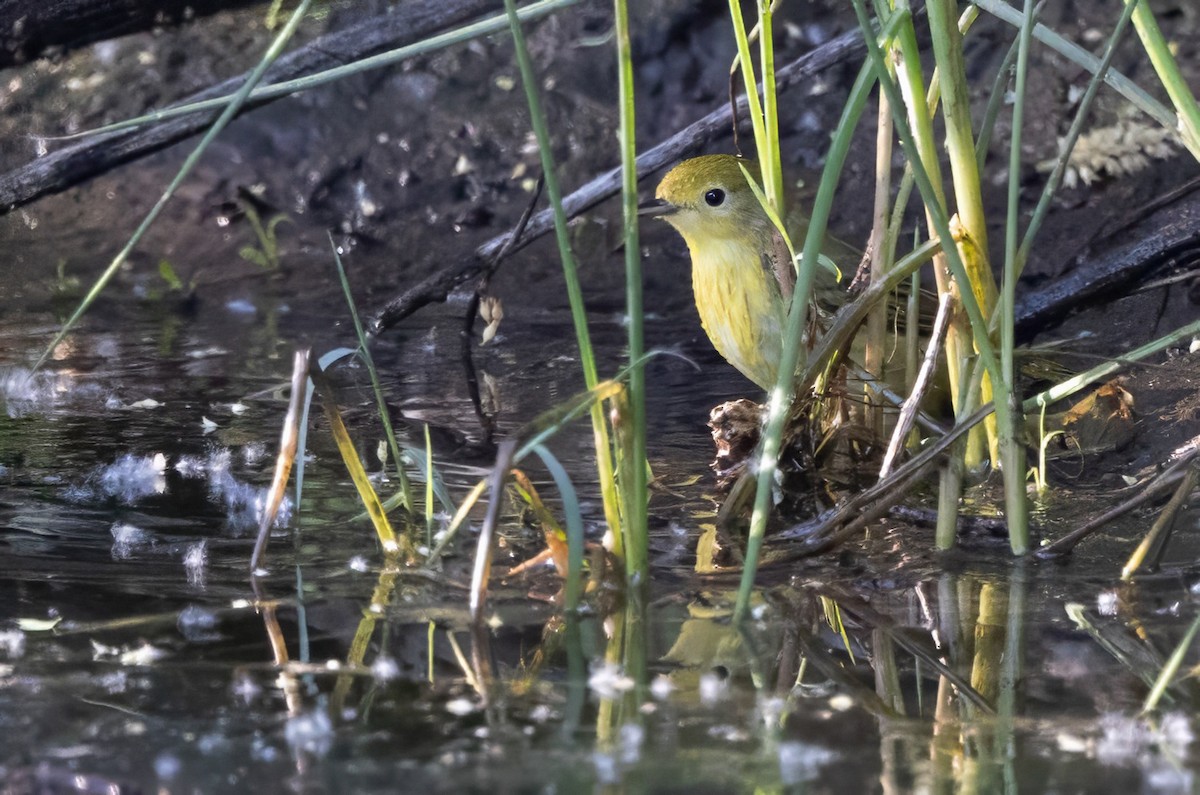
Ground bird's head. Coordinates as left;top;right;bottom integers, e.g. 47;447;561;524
640;154;772;245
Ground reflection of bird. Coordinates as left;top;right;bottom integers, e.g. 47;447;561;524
641;154;860;391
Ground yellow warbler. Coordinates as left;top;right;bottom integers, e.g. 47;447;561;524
641;154;858;390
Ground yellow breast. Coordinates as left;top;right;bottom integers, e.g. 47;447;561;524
687;235;785;390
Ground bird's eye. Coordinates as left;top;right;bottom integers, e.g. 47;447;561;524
704;188;725;207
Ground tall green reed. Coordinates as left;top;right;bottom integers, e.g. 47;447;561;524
501;0;624;556
614;0;649;583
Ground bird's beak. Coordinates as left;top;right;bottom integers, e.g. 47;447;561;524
637;197;676;218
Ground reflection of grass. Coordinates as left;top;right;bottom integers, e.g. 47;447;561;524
237;200;291;271
49;259;81;299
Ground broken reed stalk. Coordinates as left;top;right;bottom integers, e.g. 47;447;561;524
469;440;518;624
1121;463;1199;580
310;358;411;560
879;291;952;478
851;0;1018;547
251;347;310;571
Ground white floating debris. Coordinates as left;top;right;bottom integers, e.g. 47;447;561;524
120;642;169;666
529;704;556;723
0;629;26;659
445;697;477;716
99;453;167;503
778;741;837;786
230;402;249;415
1056;732;1088;754
185;346;227;359
617;722;644;765
129;398;162;409
650;675;674;701
591;751;620;786
1096;713;1146;766
698;672;728;706
240;443;267;466
452;154;474;176
588;662;635;699
184;541;207;587
177;604;219;642
370;656;400;682
16;617;60;632
153;752;181;781
225;299;258;315
110;522;153;560
201;416;218;434
232;674;262;705
284;708;334;757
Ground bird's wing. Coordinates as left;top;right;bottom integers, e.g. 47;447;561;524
766;226;795;303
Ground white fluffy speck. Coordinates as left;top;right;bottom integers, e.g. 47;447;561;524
698;672;728;706
284;708;334;757
588;662;635;699
650;674;674;701
0;629;26;659
445;697;477;716
371;656;400;682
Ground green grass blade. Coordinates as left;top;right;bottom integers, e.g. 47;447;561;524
1126;0;1200;160
997;0;1037;554
734;48;883;624
1016;1;1138;276
532;444;585;611
1143;612;1200;713
330;233;413;510
503;0;623;549
613;0;647;583
975;0;1174;128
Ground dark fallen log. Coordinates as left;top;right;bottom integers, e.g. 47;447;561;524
368;24;870;336
0;0;262;70
0;0;498;213
1014;177;1200;340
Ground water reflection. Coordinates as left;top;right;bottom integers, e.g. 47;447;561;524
0;275;1196;792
